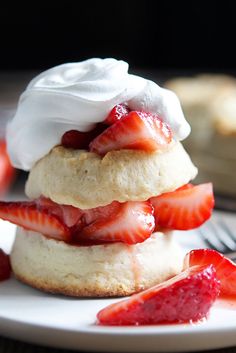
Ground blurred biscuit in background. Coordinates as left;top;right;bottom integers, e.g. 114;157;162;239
165;74;236;197
211;87;236;135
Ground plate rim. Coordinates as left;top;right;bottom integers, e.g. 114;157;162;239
2;214;236;352
1;312;236;353
1;302;236;335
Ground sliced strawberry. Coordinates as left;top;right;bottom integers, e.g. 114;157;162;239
185;249;236;297
61;124;106;150
175;184;194;191
0;198;154;245
61;130;89;149
89;111;172;155
150;183;214;231
0;140;15;196
77;201;155;244
97;265;220;325
82;201;121;226
0;201;71;242
0;249;11;281
36;197;83;228
104;104;130;125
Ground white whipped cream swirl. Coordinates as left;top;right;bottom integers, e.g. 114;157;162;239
7;58;190;170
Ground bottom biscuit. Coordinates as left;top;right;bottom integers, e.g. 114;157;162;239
10;227;184;297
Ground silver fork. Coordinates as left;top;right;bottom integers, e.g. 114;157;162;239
198;217;236;261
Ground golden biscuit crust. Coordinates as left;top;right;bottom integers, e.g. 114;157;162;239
25;142;197;209
10;228;184;297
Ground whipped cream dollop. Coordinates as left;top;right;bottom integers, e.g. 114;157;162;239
7;58;190;170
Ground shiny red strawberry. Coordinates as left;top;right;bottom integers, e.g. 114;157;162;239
89;111;172;155
36;197;83;228
61;124;106;150
78;201;155;244
105;104;130;125
185;249;236;297
0;249;11;281
97;265;220;325
0;141;15;196
150;183;214;231
0;198;155;245
0;201;71;241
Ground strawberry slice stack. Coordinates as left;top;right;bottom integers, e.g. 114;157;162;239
0;105;214;245
0;104;220;324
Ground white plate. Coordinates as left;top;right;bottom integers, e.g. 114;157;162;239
1;214;236;352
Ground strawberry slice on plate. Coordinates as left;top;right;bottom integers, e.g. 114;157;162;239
185;249;236;297
97;265;220;325
150;183;214;231
104;104;130;125
89;111;172;155
0;201;71;242
0;249;11;281
78;201;155;244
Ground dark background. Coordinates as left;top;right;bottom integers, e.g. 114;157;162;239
1;1;236;72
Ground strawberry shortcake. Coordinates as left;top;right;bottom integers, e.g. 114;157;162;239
2;58;214;297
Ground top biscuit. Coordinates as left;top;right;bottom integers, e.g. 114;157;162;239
25;142;197;209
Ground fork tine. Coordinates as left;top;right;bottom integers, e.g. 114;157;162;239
217;219;236;243
198;227;217;250
216;222;236;252
198;217;236;260
198;223;228;253
210;219;236;252
206;220;233;252
225;251;236;261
